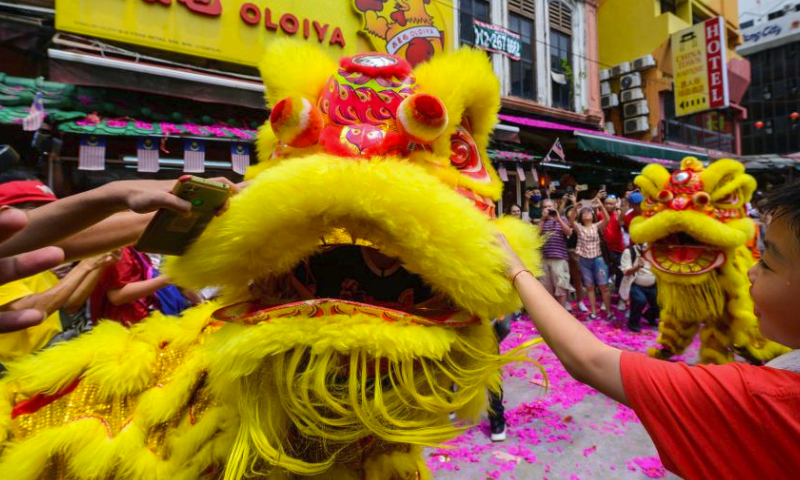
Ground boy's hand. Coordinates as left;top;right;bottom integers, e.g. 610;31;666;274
494;233;526;279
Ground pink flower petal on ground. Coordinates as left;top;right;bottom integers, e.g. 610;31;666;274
626;456;667;478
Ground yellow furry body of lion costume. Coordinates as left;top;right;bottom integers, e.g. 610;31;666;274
0;43;542;480
630;157;787;364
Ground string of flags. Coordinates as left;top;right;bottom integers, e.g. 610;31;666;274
493;138;565;186
77;135;252;174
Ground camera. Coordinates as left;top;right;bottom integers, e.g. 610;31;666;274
548;209;557;217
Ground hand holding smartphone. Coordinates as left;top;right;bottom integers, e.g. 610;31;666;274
135;176;231;256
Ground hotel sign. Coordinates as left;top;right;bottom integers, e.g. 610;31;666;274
672;16;730;117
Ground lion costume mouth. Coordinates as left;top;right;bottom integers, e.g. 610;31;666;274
644;233;726;276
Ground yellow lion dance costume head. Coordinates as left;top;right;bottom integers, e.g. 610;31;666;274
630;157;788;364
0;42;542;480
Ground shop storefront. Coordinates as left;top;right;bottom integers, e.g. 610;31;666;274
2;0;456;192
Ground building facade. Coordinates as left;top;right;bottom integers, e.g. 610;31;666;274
457;0;603;124
597;0;750;156
738;4;800;155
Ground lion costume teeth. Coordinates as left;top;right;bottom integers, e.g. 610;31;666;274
0;41;544;480
630;157;789;365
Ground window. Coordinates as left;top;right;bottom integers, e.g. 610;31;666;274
549;1;573;110
509;0;535;100
459;0;490;47
660;0;678;15
663;91;735;153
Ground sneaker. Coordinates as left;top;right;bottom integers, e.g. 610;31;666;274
588;313;598;321
617;300;627;311
490;421;507;442
564;301;572;312
600;303;606;312
578;302;589;313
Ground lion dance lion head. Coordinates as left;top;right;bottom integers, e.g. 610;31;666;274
0;42;542;480
630;157;787;364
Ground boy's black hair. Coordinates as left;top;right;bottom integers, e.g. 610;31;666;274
759;180;800;240
0;168;40;185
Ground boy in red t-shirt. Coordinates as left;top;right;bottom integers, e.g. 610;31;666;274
498;180;800;480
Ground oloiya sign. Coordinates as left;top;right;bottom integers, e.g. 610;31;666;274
56;0;453;67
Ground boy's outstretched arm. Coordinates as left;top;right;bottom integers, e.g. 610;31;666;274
498;235;628;405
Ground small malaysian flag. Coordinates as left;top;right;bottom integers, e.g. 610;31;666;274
497;163;509;182
79;135;106;171
515;163;526;182
183;139;205;173
23;92;45;132
551;138;566;161
230;143;250;175
136;137;160;172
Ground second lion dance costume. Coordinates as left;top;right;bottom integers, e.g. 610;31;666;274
630;157;788;364
0;43;543;479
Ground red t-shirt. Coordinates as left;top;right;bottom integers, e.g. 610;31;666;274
599;209;625;252
621;351;800;480
623;209;638;231
90;247;158;326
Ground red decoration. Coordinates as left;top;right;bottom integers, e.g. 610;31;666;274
790;112;800;121
755;121;764;129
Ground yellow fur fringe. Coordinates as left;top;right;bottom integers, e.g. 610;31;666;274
0;308;542;480
167;155;542;321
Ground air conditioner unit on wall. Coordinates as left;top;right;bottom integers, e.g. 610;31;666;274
623;99;649;118
600;69;611;81
633;54;656;71
620;88;644;103
601;81;611;96
624;116;649;135
601;94;619;109
620;72;642;90
611;62;632;77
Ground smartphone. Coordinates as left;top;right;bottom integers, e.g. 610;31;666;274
576;184;588;192
135;176;231;255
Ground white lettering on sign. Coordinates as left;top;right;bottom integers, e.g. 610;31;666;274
705;17;728;110
472;19;521;61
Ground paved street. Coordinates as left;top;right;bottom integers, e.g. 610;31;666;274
424;309;692;480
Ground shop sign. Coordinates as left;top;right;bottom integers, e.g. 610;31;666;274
472;19;521;61
671;16;729;117
739;9;800;55
55;0;453;67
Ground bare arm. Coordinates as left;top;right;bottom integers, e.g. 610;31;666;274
556;212;573;237
62;252;120;314
0;181;191;259
107;276;170;306
55;212;154;262
567;204;578;229
497;235;628;405
1;262;96;318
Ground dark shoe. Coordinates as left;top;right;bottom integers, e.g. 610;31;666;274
627;323;641;333
490;419;507;442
